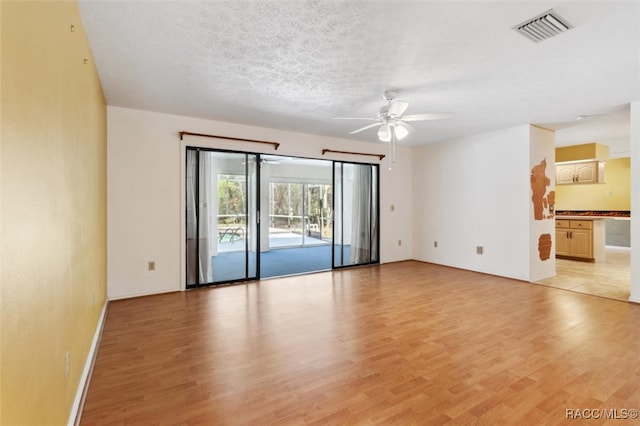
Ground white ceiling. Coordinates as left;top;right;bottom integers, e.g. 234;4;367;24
79;1;639;154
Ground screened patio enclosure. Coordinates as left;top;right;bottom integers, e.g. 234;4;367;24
186;148;379;287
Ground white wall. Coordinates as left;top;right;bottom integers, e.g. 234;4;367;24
529;126;556;281
108;106;413;299
411;125;533;281
630;101;639;303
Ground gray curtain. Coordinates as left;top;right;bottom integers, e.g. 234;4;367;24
186;150;213;284
350;164;373;264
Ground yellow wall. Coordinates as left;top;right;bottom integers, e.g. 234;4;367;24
555;157;631;211
1;1;107;424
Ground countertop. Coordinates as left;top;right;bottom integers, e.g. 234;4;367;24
555;211;630;220
555;216;630;220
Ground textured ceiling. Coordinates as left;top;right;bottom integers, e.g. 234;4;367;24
79;1;639;150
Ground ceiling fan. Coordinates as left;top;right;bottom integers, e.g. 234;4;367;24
333;90;449;164
335;91;448;137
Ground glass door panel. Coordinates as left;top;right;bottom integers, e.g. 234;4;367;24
261;156;333;278
186;149;258;287
304;184;332;246
333;162;379;268
269;182;303;247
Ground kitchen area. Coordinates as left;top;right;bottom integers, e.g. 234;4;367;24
537;137;632;301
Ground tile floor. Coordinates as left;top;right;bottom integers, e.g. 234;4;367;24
536;246;631;302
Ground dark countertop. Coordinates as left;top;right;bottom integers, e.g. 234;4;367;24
555;210;630;218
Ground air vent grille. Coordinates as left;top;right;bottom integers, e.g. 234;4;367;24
513;9;572;43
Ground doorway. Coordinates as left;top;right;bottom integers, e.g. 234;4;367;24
260;156;334;278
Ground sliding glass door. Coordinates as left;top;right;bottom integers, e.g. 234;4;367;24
186;149;379;286
186;149;258;287
333;162;379;267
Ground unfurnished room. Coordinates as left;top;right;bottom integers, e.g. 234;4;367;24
1;1;639;425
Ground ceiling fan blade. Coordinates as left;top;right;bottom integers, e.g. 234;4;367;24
388;101;409;117
402;113;451;122
349;122;383;134
332;117;379;121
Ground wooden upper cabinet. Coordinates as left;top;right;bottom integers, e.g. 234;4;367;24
555;161;600;185
574;162;597;183
556;164;576;185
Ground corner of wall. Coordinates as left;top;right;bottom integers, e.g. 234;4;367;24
529;124;556;282
629;101;640;302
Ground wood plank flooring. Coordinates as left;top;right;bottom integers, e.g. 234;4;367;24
537;247;631;302
81;261;640;425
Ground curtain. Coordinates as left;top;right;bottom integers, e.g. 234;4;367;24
186;150;214;285
186;150;198;285
370;166;379;262
350;164;373;264
198;153;213;283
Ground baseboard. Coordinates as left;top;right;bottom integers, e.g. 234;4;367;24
109;287;180;300
68;300;108;426
605;245;631;251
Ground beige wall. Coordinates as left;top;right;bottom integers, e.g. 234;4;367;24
1;2;107;424
555;157;631;211
411;125;535;281
107;106;413;299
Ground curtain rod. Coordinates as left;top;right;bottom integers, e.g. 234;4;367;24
322;149;385;160
179;131;280;150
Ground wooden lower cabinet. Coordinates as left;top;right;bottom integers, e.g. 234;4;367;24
555;229;571;256
555;219;604;262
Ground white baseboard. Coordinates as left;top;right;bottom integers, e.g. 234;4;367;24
109;287;180;300
605;245;631;251
68;300;108;426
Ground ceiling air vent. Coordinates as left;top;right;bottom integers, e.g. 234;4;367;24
513;9;572;43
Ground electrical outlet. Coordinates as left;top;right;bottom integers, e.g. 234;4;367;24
398;239;402;246
476;246;484;255
390;204;395;212
65;352;70;378
148;261;156;271
434;241;438;248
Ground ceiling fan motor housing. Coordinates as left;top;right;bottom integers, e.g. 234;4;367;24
382;90;397;102
378;105;390;118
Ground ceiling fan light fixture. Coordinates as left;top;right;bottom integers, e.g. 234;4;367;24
378;124;391;142
394;122;410;140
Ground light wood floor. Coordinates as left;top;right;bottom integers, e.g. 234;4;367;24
81;261;640;425
537;247;631;302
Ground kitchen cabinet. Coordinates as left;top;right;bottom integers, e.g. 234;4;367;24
555;219;605;261
556;161;602;185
